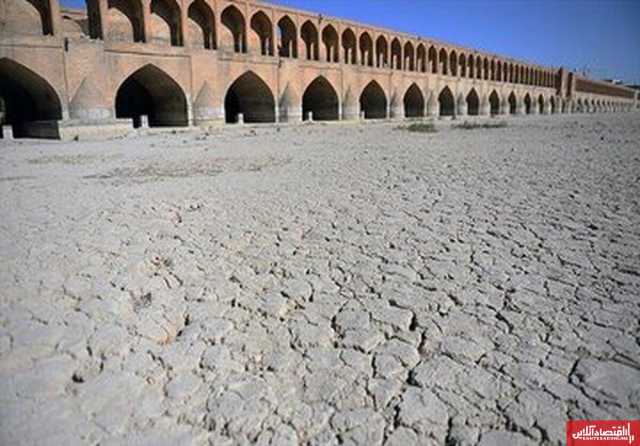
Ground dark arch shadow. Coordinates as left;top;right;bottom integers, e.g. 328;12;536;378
489;90;500;115
225;71;275;123
302;76;339;121
524;94;532;114
466;88;479;116
360;81;387;119
115;64;188;128
538;95;544;114
403;83;424;118
0;58;62;138
438;86;455;116
508;92;517;114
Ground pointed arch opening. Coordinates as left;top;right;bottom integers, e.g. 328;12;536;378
489;90;500;115
115;65;188;128
524;93;532;114
438;86;455;116
0;58;62;138
150;0;182;46
403;84;424;118
224;71;275;123
428;46;437;74
508;92;517;114
301;21;319;61
538;94;544;114
322;25;339;63
439;48;448;75
360;81;387;119
404;42;415;71
221;5;246;53
391;38;402;70
458;53;466;78
466;88;479;116
376;36;388;68
341;28;356;64
449;51;457;76
187;0;215;49
107;0;145;42
277;16;297;58
250;11;273;56
417;44;427;73
359;32;374;67
302;76;339;121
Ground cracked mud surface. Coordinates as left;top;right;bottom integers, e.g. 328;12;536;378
1;113;639;445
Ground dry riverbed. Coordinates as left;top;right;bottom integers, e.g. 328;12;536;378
1;113;639;445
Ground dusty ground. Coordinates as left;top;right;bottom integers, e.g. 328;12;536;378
1;113;639;446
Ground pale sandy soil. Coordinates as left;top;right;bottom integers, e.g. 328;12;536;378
1;113;639;445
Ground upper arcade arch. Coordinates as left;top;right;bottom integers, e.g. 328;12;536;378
376;36;388;68
359;32;374;67
416;44;427;73
187;0;215;50
341;28;356;64
250;11;273;56
301;20;319;61
404;41;415;71
149;0;182;46
391;38;402;70
428;46;437;74
449;51;457;76
277;16;297;58
439;48;448;75
221;5;246;53
322;25;339;63
458;53;466;77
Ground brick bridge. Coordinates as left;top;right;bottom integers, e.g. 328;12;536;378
0;0;637;138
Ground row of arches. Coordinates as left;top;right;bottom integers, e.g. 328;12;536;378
133;2;559;87
0;58;632;139
24;0;557;88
